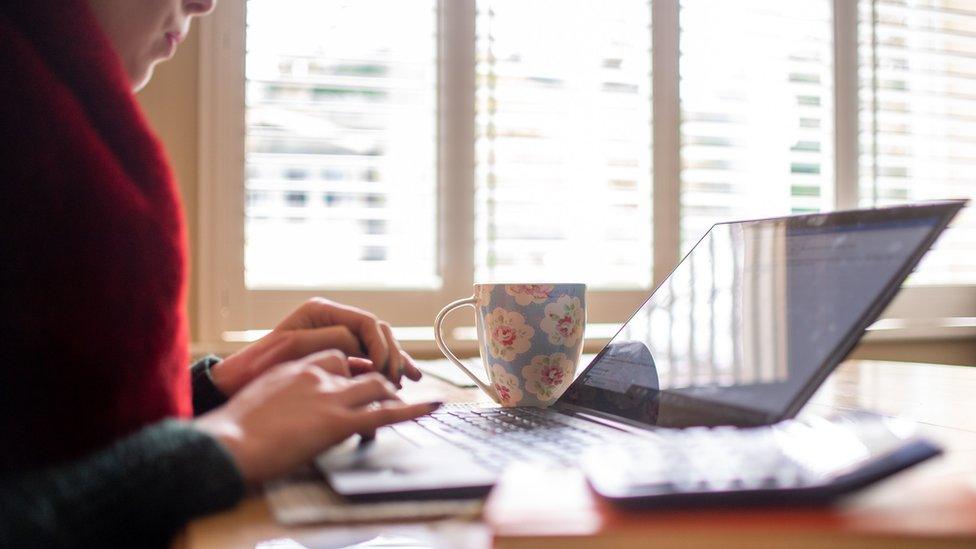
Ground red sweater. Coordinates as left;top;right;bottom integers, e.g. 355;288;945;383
0;1;191;473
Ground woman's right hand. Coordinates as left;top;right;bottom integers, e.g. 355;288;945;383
194;350;439;485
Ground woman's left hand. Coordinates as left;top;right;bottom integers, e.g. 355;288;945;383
209;298;422;396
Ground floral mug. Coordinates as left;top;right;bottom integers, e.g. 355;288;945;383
434;284;586;407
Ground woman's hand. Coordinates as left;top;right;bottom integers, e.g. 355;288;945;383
195;350;439;485
210;298;422;396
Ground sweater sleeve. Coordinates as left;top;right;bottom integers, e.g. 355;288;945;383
0;419;245;548
191;355;229;416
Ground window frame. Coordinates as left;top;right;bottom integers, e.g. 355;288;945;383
196;0;975;347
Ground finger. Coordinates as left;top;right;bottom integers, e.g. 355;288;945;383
268;326;364;365
345;401;442;434
276;297;339;331
337;374;402;408
347;357;376;376
351;314;389;379
304;349;351;378
400;351;423;382
378;322;403;385
290;299;392;378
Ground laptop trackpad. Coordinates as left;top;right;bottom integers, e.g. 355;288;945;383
315;428;497;502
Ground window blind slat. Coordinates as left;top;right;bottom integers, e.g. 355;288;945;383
679;0;834;251
860;0;976;284
474;0;653;288
243;0;439;289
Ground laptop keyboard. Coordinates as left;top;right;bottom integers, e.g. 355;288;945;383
581;414;940;503
595;426;815;492
407;406;804;482
405;408;928;493
407;406;630;470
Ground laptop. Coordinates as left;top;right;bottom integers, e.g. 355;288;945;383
316;200;966;503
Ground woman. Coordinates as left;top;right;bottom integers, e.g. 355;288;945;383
0;1;437;546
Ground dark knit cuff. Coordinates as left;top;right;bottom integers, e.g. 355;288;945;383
73;419;246;545
191;355;229;416
97;420;247;532
155;420;246;514
0;419;246;548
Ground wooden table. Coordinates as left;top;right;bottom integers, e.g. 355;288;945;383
177;359;976;548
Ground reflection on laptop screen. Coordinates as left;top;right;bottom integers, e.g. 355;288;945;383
559;205;959;428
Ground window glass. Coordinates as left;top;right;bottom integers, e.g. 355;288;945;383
244;0;439;288
474;0;654;288
859;0;976;283
679;0;834;252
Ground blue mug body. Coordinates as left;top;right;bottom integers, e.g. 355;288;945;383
473;283;586;407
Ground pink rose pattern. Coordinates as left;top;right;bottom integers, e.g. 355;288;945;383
474;284;495;307
486;307;535;361
468;286;583;405
490;363;523;405
504;284;554;306
521;352;575;402
540;295;584;347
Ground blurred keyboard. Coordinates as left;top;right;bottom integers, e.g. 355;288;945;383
582;414;942;506
398;406;631;470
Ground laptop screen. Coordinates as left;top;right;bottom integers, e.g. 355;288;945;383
558;202;963;428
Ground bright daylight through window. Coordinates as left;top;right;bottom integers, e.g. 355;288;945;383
226;0;976;332
859;0;976;283
474;0;653;288
679;0;834;252
244;0;438;289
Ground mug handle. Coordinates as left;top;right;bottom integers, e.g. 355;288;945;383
434;297;498;401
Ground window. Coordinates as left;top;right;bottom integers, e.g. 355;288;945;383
859;0;976;284
199;0;975;344
679;0;834;251
474;0;653;287
243;0;438;289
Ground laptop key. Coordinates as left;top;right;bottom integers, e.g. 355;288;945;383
402;406;633;470
392;422;456;448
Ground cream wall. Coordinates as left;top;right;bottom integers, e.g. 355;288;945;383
137;27;202;341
